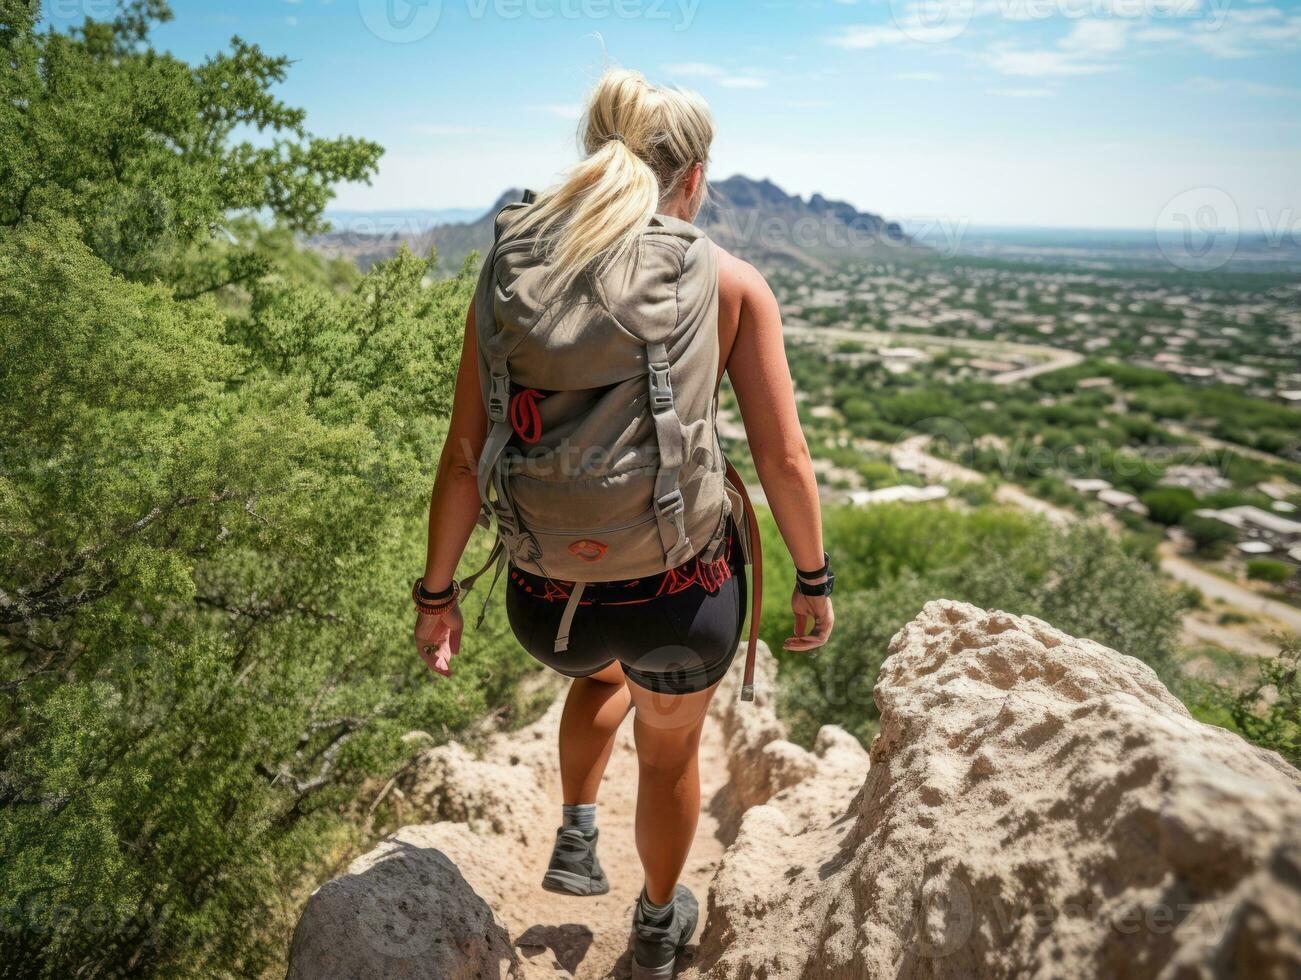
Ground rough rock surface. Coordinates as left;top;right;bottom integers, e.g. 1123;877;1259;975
683;600;1301;979
287;840;519;979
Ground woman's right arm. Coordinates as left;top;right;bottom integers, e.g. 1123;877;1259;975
721;254;834;651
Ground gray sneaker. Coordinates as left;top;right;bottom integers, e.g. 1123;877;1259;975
541;826;609;897
631;884;698;979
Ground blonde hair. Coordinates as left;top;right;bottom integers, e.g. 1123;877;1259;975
508;69;714;292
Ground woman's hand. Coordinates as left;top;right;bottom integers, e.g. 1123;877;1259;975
414;603;464;677
784;588;833;652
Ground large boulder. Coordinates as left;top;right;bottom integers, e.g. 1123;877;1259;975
686;600;1301;979
287;836;519;979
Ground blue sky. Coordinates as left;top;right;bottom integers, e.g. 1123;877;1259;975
46;0;1301;230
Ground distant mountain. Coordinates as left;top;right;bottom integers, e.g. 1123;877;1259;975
700;175;906;268
308;176;908;272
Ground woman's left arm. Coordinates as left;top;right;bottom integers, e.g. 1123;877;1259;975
414;302;487;675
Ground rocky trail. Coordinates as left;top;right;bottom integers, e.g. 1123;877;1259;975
289;601;1301;979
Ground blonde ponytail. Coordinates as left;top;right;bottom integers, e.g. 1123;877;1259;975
508;69;714;292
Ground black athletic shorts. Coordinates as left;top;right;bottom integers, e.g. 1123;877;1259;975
505;523;746;695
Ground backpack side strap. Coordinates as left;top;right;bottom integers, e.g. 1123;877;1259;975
724;458;763;703
646;341;695;568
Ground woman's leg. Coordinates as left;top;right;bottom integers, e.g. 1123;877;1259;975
626;680;719;903
559;661;631;805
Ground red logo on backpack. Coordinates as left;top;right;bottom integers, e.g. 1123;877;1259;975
568;539;608;562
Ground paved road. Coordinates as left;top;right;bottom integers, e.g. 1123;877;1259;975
1180;617;1278;659
1163;423;1291;466
783;324;1083;386
1158;544;1301;636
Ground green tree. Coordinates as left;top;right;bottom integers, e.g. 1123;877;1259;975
1140;487;1199;526
0;6;531;976
1181;512;1239;559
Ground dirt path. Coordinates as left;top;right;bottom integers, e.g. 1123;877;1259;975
509;693;733;977
377;661;769;979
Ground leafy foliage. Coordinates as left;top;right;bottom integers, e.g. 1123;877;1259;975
1226;640;1300;766
1245;559;1294;585
1140;487;1199;527
1180;512;1239;558
763;505;1182;746
0;6;531;976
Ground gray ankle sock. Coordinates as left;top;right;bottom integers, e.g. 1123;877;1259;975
639;889;673;926
562;803;596;832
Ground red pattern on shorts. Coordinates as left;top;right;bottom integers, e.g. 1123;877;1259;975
510;535;734;606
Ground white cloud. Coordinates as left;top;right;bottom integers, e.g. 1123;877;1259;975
894;71;946;81
528;104;584;120
1136;6;1301;57
662;62;767;89
662;62;726;77
988;86;1056;97
1062;18;1131;55
407;123;494;136
984;14;1133;75
827;24;930;48
986;48;1114;75
1184;75;1301;98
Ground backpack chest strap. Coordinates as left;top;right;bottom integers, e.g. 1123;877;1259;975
646;341;695;568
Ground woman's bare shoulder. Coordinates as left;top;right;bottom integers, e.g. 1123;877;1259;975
713;242;776;312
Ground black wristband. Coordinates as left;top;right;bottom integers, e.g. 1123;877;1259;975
415;578;455;602
796;552;830;581
797;571;835;597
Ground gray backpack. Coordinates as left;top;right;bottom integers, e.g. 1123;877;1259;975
466;199;760;697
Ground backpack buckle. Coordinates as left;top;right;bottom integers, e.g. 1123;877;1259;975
493;501;518;537
655;487;685;519
648;361;673;414
488;372;510;423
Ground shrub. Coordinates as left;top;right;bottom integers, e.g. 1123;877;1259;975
1140;487;1199;526
1227;640;1300;766
772;513;1182;747
1181;512;1239;558
1246;559;1294;585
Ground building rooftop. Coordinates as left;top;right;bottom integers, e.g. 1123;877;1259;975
1069;478;1113;494
1220;506;1301;538
848;485;950;506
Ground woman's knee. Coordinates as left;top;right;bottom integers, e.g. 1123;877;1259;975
634;736;701;773
632;716;706;771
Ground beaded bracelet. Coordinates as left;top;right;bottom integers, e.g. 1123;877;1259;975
413;578;460;615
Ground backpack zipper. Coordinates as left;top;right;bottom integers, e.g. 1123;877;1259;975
527;511;658;536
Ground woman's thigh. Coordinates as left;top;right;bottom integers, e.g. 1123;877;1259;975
627;678;718;765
